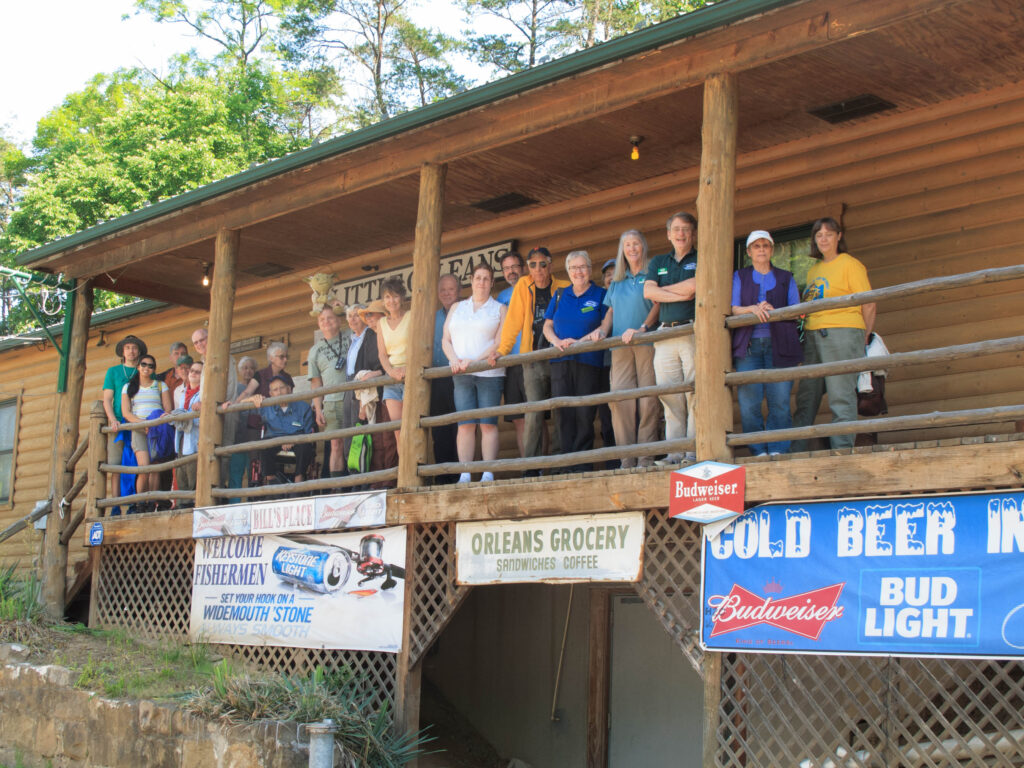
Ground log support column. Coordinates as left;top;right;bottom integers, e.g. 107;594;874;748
394;524;421;753
397;163;447;489
44;280;94;620
196;228;239;508
694;71;738;768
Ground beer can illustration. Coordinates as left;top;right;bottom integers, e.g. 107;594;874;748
272;546;351;593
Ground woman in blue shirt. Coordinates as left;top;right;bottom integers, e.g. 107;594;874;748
593;230;661;468
542;250;608;471
730;230;803;455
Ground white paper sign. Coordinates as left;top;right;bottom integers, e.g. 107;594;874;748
190;527;406;652
455;512;644;585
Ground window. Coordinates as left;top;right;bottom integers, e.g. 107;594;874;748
734;224;815;294
0;399;16;504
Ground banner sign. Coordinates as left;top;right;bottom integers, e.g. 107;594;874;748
190;526;406;651
455;512;644;585
330;241;515;307
670;461;745;523
192;491;386;538
700;491;1024;659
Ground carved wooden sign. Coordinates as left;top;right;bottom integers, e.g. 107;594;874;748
329;240;515;308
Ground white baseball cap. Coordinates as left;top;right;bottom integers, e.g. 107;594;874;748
745;230;774;247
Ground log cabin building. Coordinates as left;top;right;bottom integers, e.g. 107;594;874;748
3;0;1024;764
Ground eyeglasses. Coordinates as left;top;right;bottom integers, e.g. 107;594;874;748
139;362;156;369
189;367;203;374
527;261;550;269
568;265;590;273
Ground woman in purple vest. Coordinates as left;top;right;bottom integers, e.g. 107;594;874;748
731;230;803;455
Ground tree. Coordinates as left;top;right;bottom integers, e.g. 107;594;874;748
133;0;278;71
280;0;469;125
459;0;575;75
0;131;27;240
391;18;470;109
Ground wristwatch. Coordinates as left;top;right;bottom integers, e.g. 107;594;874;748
639;324;648;331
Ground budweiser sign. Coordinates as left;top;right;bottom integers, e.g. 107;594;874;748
670;461;745;523
706;583;845;639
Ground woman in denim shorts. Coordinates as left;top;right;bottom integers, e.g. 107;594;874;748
442;262;507;483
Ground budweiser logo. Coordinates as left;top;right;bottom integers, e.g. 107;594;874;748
707;583;845;639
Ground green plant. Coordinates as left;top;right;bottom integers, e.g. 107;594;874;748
0;565;42;622
186;665;427;766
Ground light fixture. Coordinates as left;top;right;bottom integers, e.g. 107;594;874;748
361;265;379;273
201;262;211;287
630;135;643;161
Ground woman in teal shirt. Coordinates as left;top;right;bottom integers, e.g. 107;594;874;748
593;230;661;468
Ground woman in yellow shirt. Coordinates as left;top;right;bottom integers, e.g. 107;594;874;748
792;217;876;451
377;276;412;449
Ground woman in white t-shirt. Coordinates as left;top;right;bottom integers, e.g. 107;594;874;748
121;354;172;496
442;262;507;484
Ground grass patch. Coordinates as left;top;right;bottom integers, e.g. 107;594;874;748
0;564;41;623
187;665;424;766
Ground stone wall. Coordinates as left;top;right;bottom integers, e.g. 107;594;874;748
0;663;310;768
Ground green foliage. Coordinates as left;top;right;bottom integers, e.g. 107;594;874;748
0;564;42;622
460;0;575;73
188;664;426;766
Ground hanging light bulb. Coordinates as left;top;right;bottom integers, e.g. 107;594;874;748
201;263;211;287
630;135;643;161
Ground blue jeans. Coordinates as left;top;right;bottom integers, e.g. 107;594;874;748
735;337;793;455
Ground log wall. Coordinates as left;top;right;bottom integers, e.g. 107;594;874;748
2;82;1022;570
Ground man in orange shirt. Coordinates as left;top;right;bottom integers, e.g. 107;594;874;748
491;247;569;460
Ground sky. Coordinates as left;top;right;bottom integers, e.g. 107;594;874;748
0;0;475;146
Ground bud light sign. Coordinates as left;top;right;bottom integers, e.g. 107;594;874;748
700;491;1024;659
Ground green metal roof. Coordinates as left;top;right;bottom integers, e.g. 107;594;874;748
18;0;798;268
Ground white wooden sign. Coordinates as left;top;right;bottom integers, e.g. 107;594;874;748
455;512;644;585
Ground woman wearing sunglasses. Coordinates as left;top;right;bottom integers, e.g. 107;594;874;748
121;354;173;498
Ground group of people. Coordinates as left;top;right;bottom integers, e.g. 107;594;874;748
101;210;875;507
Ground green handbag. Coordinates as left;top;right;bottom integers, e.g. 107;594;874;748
347;424;373;473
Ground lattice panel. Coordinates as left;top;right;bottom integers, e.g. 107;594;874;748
94;539;195;640
93;540;396;717
717;654;1024;768
407;522;471;667
632;509;704;673
224;645;397;716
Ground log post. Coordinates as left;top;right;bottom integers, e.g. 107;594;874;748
44;280;93;619
397;163;446;489
195;228;239;507
85;402;107;517
694;73;737;464
695;72;737;768
394;524;421;754
586;588;611;768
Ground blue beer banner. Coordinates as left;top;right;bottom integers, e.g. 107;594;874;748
700;491;1024;659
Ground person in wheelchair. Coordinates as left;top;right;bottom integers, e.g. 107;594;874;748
244;374;316;485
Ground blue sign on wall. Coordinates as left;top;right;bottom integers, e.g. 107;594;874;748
700;491;1024;659
88;522;104;547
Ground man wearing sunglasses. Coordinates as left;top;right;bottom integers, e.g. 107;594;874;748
491;246;569;462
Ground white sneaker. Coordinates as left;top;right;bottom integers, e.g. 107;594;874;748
655;453;683;467
637;457;655;469
481;471;495;483
619;457;636;470
458;473;471;484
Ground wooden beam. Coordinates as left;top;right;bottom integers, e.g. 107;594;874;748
81;509;194;547
390;438;1024;523
398;163;446;488
587;588;611;768
85;401;107;518
694;72;738;463
92;271;210;310
36;0;971;279
44;280;93;620
195;228;239;506
702;653;723;768
394;525;421;746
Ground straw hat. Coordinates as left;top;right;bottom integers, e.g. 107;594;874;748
359;300;387;319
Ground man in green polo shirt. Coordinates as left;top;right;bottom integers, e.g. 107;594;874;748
644;211;699;465
102;334;147;496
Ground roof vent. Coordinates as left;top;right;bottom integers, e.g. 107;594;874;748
808;94;896;124
243;262;292;278
471;192;539;214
